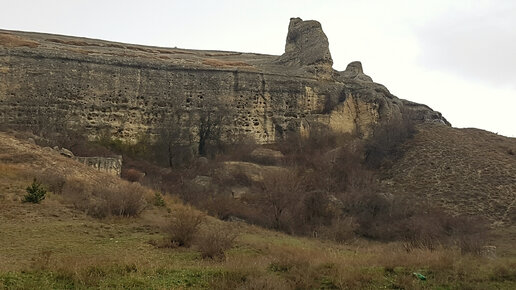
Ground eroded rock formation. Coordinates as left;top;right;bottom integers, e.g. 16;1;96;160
74;156;123;176
0;18;448;147
276;17;334;79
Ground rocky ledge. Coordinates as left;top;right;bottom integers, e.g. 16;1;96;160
0;18;448;144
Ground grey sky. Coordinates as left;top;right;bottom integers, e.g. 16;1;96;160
417;0;516;88
1;0;514;137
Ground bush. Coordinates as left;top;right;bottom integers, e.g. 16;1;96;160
61;178;146;218
123;168;145;183
164;206;205;247
364;112;416;169
153;192;166;207
195;224;237;260
257;170;306;231
317;217;358;242
95;183;147;217
61;177;91;211
23;179;47;203
34;169;66;194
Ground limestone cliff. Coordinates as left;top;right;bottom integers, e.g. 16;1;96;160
0;18;448;145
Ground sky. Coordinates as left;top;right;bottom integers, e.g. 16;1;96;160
1;0;515;137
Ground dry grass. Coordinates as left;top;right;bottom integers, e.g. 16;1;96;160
126;46;155;53
196;223;237;260
1;132;516;288
157;49;195;55
0;33;40;48
382;123;516;224
46;38;100;47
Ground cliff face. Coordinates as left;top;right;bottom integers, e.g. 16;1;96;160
0;18;448;144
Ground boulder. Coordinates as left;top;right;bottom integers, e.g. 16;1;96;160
189;175;213;192
250;148;285;165
340;61;373;82
59;148;74;158
220;161;288;183
230;186;250;199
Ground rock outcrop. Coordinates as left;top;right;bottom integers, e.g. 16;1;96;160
0;18;448;147
74;156;123;176
276;17;334;79
340;61;373;82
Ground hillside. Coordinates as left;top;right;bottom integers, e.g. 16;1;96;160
1;132;516;289
382;123;516;225
1;16;516;289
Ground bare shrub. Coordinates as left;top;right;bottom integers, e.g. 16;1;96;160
448;215;489;255
62;179;146;218
163;206;205;247
364;111;416;169
201;196;246;220
195;223;237;260
35;169;66;194
277;126;354;168
61;177;92;211
300;191;335;226
257;170;306;230
96;183;147;217
122;168;145;183
317;217;358;242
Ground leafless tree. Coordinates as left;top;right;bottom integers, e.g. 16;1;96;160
257;170;305;230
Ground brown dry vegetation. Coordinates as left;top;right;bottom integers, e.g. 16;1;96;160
1;131;516;288
382;123;516;225
0;33;40;48
45;38;101;47
0;133;150;218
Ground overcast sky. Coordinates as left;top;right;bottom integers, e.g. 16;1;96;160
1;0;515;137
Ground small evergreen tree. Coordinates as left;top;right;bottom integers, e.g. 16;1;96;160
23;179;47;203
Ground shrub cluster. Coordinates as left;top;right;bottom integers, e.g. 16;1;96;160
172;122;487;252
161;206;236;259
34;170;147;218
163;206;204;247
364;110;416;169
48;111;487;253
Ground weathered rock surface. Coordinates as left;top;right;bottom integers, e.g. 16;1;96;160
276;17;333;79
188;175;213;192
0;18;448;146
74;156;123;176
59;148;74;158
250;148;285;164
220;161;288;183
340;61;373;82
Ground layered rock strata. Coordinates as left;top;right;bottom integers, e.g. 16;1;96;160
0;18;448;145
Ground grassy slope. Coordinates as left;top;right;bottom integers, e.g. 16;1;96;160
382;123;516;225
1;132;516;289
